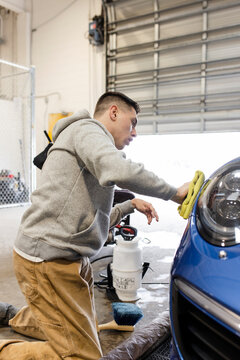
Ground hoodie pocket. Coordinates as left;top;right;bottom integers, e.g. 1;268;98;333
69;209;110;248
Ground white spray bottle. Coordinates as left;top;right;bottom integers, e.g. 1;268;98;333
112;231;143;301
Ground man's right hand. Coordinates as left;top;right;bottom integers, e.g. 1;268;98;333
171;182;190;204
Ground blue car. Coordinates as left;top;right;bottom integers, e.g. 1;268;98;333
170;157;240;360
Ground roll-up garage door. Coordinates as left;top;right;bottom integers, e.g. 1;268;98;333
104;0;240;134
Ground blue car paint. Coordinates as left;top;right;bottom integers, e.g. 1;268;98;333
169;338;180;359
169;157;240;359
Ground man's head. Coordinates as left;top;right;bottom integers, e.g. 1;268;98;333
94;92;140;150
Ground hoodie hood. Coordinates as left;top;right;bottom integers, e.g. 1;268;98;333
52;109;91;141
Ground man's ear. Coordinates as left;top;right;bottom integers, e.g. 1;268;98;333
109;105;118;121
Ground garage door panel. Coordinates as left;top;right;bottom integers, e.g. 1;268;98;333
113;0;153;21
207;74;240;93
161;16;202;38
158;81;201;98
208;39;240;61
117;87;154;103
116;56;153;75
208;6;240;28
159;46;202;68
117;28;153;48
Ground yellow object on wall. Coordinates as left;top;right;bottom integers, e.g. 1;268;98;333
48;113;73;141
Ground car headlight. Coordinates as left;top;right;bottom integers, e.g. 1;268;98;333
196;159;240;247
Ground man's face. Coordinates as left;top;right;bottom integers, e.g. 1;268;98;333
113;106;138;150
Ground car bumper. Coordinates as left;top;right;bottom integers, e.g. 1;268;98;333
170;278;240;360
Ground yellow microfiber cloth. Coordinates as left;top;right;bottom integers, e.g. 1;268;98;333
178;170;205;219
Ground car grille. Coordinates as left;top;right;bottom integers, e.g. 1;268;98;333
171;279;240;360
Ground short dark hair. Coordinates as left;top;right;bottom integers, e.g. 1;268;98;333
94;91;140;117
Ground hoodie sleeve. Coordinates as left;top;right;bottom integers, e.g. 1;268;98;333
74;121;177;201
109;200;135;228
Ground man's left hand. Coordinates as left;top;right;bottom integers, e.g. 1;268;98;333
131;198;159;225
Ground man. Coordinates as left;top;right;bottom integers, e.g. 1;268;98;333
0;92;189;359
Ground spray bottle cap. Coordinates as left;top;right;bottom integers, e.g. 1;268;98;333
119;225;138;241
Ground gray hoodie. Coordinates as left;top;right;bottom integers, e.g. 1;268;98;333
15;110;177;261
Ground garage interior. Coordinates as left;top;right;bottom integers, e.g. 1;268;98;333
0;0;240;359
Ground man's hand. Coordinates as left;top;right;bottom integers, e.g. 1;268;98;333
131;198;159;225
171;182;190;204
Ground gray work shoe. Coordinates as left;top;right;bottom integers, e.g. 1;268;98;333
0;302;19;325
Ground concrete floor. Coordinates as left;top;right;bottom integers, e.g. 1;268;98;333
0;206;181;357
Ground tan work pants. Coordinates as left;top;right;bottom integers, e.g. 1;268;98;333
0;251;102;360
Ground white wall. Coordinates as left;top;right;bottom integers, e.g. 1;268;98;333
31;0;105;173
17;10;31;66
